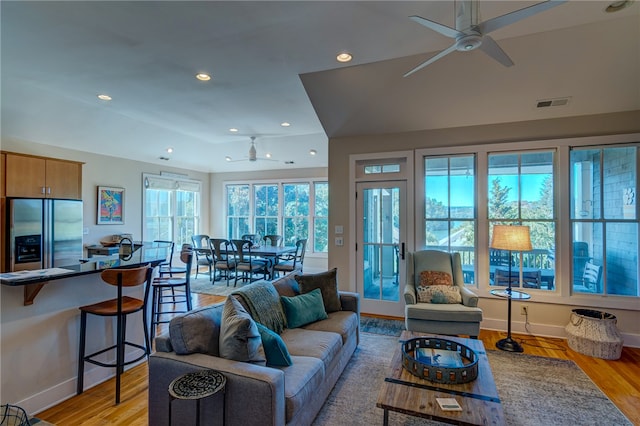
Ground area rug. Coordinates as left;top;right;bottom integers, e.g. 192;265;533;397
189;275;255;297
313;332;631;426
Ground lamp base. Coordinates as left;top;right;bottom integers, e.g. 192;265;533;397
496;337;524;353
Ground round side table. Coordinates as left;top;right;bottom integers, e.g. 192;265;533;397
168;370;226;426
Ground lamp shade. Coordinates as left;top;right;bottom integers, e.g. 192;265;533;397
490;225;532;251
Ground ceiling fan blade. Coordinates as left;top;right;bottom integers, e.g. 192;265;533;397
479;35;514;67
478;0;568;35
409;15;463;39
404;43;458;77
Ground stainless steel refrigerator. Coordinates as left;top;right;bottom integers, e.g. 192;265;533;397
7;198;84;271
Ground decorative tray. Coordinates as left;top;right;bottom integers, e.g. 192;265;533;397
401;337;478;384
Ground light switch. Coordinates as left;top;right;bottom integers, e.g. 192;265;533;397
335;237;344;246
335;225;344;234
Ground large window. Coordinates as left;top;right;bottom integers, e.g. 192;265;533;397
143;174;201;246
225;179;328;253
423;155;476;282
570;146;639;296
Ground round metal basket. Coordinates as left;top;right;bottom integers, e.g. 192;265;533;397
0;404;30;426
401;337;479;384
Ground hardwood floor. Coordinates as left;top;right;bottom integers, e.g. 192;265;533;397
37;292;640;425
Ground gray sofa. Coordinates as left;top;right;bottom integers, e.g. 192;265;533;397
148;271;360;426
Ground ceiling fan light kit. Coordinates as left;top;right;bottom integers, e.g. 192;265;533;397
404;0;568;77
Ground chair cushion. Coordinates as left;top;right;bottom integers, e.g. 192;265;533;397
219;297;263;363
406;302;483;322
417;284;462;304
419;270;453;286
281;288;328;328
256;323;293;367
295;268;342;312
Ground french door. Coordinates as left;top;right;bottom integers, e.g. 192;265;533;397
356;181;407;317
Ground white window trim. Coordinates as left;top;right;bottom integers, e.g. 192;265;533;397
415;133;640;312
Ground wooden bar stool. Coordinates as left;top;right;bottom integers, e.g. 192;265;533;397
77;264;152;404
150;249;194;335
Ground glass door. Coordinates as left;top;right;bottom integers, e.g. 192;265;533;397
356;181;406;317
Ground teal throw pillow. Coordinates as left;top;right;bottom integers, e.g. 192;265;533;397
280;288;328;328
256;323;293;367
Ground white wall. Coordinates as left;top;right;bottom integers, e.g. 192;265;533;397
0;138;210;413
327;111;640;347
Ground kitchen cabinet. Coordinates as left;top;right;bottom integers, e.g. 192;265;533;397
4;153;83;199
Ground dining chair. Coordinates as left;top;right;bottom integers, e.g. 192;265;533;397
231;239;271;284
273;238;307;277
209;238;237;286
77;264;153;404
191;234;213;281
262;234;283;247
150;248;194;335
241;234;258;244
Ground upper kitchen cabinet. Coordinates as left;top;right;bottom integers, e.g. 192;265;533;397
4;153;83;199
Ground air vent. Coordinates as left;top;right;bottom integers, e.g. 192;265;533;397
285;161;295;165
536;97;571;108
159;156;170;161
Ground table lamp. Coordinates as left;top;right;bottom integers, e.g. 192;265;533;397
490;224;532;352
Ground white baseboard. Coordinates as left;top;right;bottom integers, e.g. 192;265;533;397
482;318;640;348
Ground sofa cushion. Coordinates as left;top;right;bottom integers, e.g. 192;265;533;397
219;297;263;362
302;311;358;344
256;323;293;367
281;356;325;423
169;304;222;356
417;284;462;304
280;328;342;372
281;288;328;328
419;270;453;287
295;268;342;312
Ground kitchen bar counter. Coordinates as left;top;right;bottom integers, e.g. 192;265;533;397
0;241;170;305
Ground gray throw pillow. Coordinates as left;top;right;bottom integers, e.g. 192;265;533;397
295;268;342;313
169;305;222;356
219;297;263;362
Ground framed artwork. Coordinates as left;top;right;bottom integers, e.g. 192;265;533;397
97;186;125;225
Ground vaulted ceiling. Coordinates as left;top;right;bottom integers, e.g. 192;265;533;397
2;1;638;172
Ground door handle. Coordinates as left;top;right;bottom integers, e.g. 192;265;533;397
401;242;405;260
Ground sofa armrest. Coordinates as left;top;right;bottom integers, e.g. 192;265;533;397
404;281;417;305
149;351;285;426
460;287;479;307
339;291;359;315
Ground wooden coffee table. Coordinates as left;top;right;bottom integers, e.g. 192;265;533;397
376;331;505;426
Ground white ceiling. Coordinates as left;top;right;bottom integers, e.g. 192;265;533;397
2;1;639;173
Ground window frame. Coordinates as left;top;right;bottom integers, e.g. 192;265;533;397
414;133;639;312
223;177;329;255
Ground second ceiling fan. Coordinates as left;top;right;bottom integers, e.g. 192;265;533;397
404;0;567;77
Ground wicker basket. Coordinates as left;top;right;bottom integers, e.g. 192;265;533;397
0;404;30;426
565;309;623;360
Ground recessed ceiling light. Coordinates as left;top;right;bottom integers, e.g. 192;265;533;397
97;94;112;101
196;73;211;81
266;153;272;158
309;149;317;156
336;52;353;63
167;147;174;154
225;156;232;162
229;128;239;132
606;0;634;12
281;122;291;127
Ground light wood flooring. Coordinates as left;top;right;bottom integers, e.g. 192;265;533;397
37;292;640;425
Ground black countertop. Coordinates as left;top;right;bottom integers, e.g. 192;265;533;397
0;241;171;287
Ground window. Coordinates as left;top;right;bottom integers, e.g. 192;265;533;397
227;184;250;238
143;174;201;246
423;155;476;282
570;146;638;296
225;179;328;253
488;151;555;290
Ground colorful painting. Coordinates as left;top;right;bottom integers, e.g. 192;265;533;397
97;186;124;224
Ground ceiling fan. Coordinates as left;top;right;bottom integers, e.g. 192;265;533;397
226;136;278;163
404;0;567;77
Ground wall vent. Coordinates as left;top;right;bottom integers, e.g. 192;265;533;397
536;97;571;108
159;156;170;161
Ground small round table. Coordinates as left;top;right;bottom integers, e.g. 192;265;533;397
168;370;226;426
